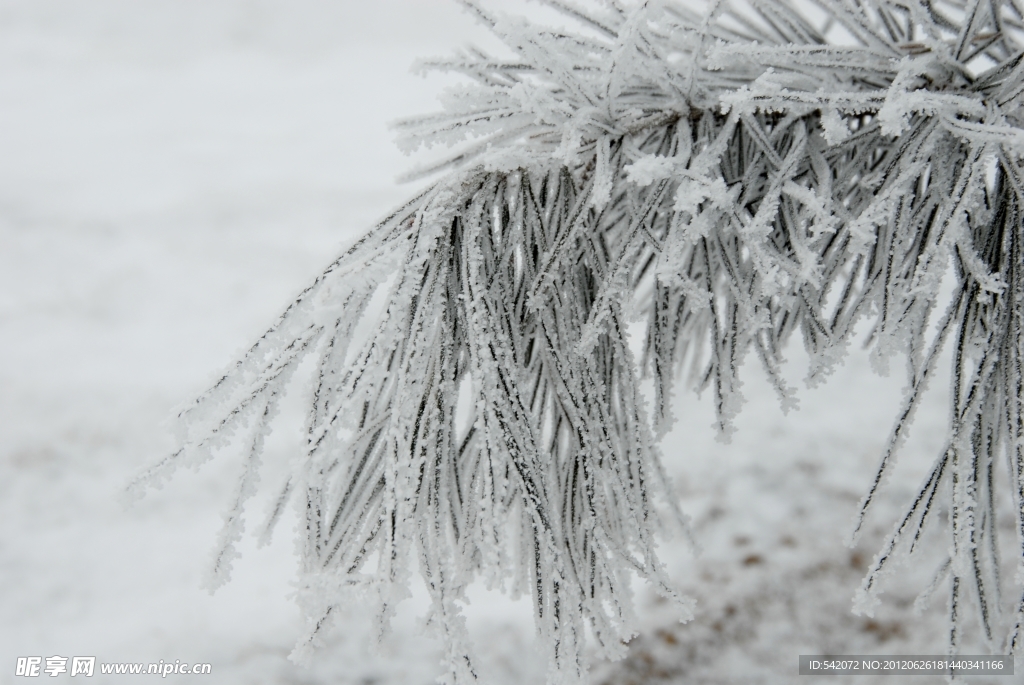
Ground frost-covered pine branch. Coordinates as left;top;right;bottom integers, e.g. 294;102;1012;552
130;0;1024;680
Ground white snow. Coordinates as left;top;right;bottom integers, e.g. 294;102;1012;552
0;2;1011;684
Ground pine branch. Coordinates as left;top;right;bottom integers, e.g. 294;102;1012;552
130;0;1024;680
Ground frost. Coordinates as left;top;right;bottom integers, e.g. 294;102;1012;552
820;108;850;145
674;174;731;216
130;0;1024;679
624;154;678;186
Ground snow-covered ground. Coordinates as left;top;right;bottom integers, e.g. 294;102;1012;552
0;2;1018;684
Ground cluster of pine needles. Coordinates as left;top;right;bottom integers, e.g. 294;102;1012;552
131;0;1024;681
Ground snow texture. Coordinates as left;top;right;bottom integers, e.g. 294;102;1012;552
6;0;1024;679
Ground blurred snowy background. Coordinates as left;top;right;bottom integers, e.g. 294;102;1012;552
0;1;1013;683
